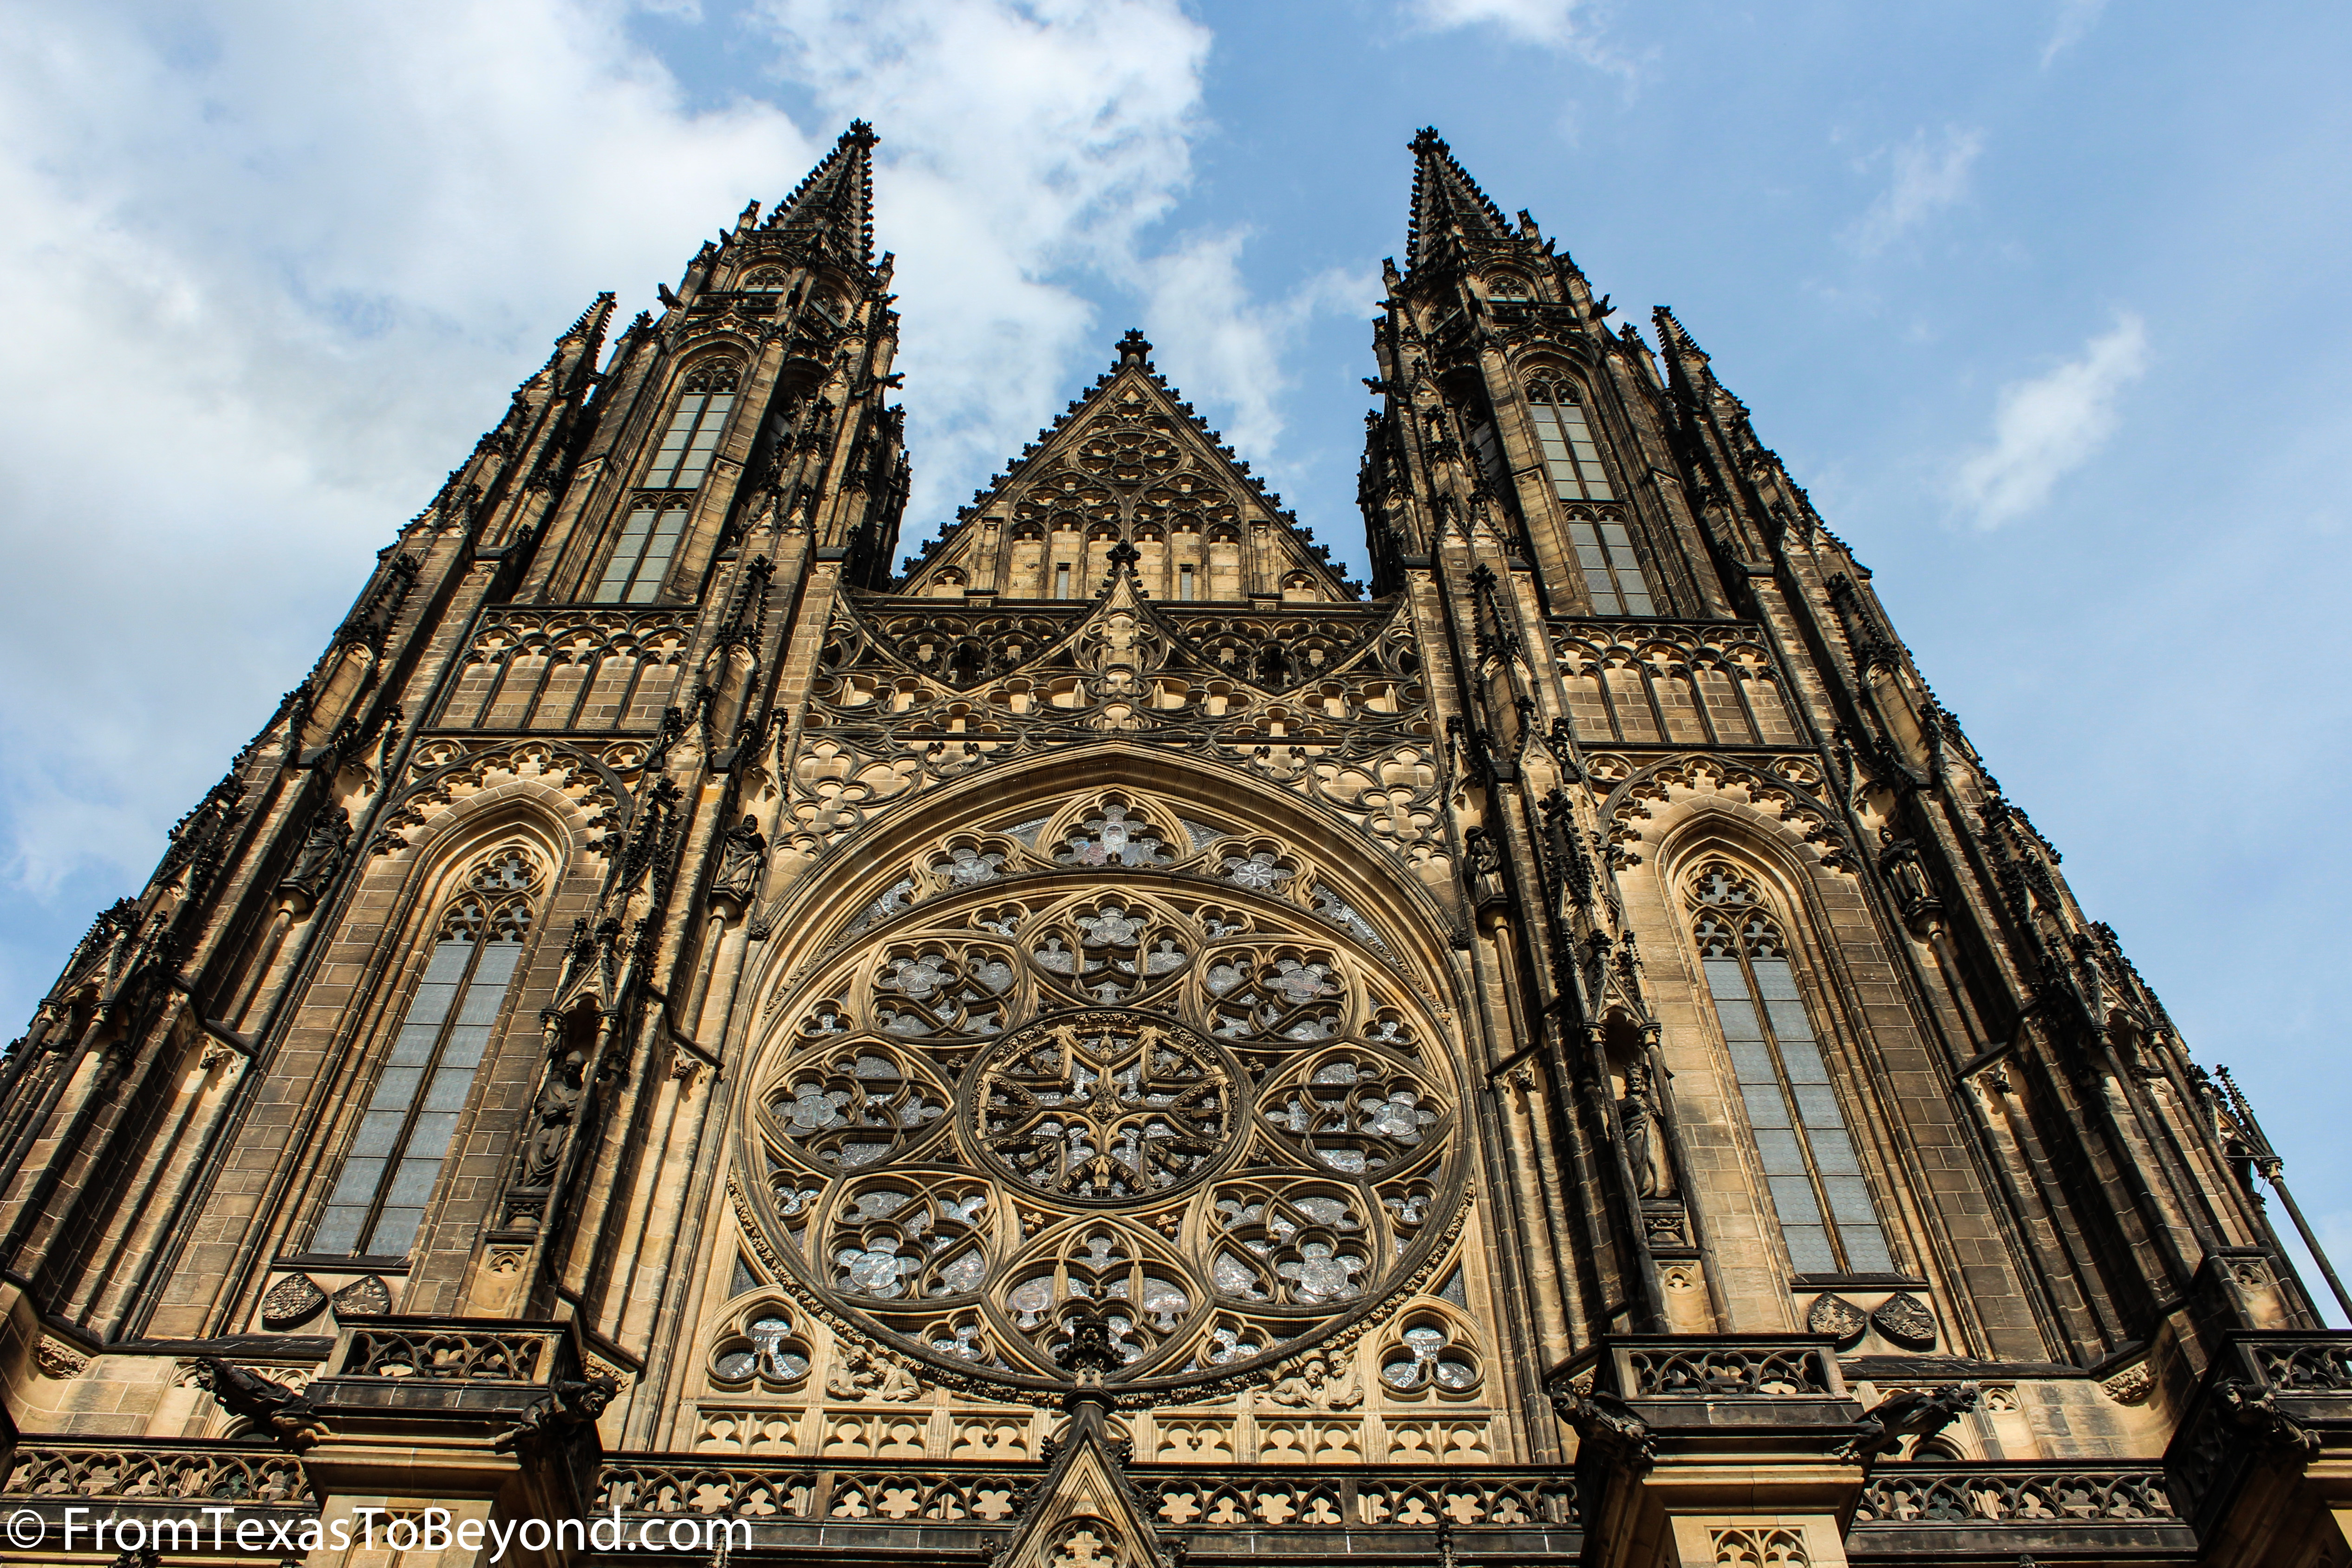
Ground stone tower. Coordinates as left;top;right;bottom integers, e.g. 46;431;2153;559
1;125;2345;1568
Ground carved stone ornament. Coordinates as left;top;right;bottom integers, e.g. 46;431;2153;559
259;1272;329;1331
1869;1290;1938;1351
332;1275;393;1317
2101;1362;2155;1406
969;1011;1238;1203
740;853;1466;1399
1805;1292;1870;1348
33;1336;90;1379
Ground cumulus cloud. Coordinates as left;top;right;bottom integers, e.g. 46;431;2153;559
1140;231;1375;460
1401;0;1622;67
2042;0;2110;66
0;0;815;900
0;0;1368;973
1952;313;2149;529
749;0;1216;523
1845;125;1984;256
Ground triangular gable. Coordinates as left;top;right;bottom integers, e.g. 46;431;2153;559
991;1398;1166;1568
899;331;1356;604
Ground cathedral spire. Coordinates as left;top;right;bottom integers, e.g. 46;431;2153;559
1405;126;1510;273
762;120;879;265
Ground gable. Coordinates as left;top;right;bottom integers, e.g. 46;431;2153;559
899;332;1356;605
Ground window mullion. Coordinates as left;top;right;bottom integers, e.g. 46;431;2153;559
1744;949;1852;1275
354;937;485;1254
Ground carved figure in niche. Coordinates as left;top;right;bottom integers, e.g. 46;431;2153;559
1266;1352;1362;1411
1461;826;1504;908
519;1044;589;1190
192;1358;321;1450
711;814;768;906
281;804;354;903
1877;833;1940;926
1617;1061;1663;1199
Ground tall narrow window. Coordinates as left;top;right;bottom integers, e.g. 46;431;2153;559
1568;520;1655;616
1055;563;1073;599
643;360;739;491
1467;419;1509;493
1689;863;1893;1277
1527;380;1614;501
594;501;689;604
1179;564;1197;601
312;851;539;1258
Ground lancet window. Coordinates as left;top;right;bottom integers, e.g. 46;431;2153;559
593;502;690;604
1687;863;1892;1277
1526;378;1653;615
311;850;540;1258
643;359;739;491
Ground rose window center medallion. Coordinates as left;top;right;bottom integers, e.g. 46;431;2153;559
971;1010;1236;1202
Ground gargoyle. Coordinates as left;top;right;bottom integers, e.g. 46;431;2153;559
1835;1383;1979;1464
2214;1379;2322;1462
493;1374;620;1455
1549;1386;1655;1471
192;1357;321;1451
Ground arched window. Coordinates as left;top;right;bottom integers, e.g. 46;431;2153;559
1486;273;1531;302
1528;379;1654;616
741;268;789;293
1526;379;1613;501
312;850;540;1258
1687;862;1892;1276
643;360;740;491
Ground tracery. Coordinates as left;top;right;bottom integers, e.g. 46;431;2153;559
737;788;1465;1394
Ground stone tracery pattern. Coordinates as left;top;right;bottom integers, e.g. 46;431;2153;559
774;593;1450;902
739;799;1465;1397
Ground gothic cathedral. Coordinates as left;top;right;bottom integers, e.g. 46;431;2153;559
3;125;2346;1568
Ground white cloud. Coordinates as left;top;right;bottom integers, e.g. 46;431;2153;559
0;0;817;898
747;0;1214;524
2042;0;2110;66
0;0;1362;947
1845;125;1984;256
1952;313;2149;529
1401;0;1622;68
1140;230;1375;460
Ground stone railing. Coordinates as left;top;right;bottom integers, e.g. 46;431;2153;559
1570;1334;1847;1403
2235;1333;2352;1394
327;1316;570;1384
2;1439;314;1512
1854;1464;2177;1525
598;1458;1579;1553
1131;1465;1574;1532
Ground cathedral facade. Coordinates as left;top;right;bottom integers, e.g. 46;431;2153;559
3;124;2347;1568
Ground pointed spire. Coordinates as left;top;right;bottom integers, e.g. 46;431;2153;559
763;120;878;265
560;291;616;345
1406;127;1510;272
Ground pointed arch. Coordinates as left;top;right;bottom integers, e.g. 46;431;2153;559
309;841;550;1258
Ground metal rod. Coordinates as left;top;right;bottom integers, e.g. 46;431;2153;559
2266;1170;2352;1323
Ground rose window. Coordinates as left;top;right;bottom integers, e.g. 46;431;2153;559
740;815;1466;1395
971;1012;1235;1201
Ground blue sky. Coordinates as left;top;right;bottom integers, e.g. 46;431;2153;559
4;0;2350;1320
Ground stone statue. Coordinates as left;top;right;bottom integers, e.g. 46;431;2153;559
711;813;768;906
1618;1061;1661;1199
280;803;353;903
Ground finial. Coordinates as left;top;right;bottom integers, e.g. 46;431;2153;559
1116;329;1153;368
